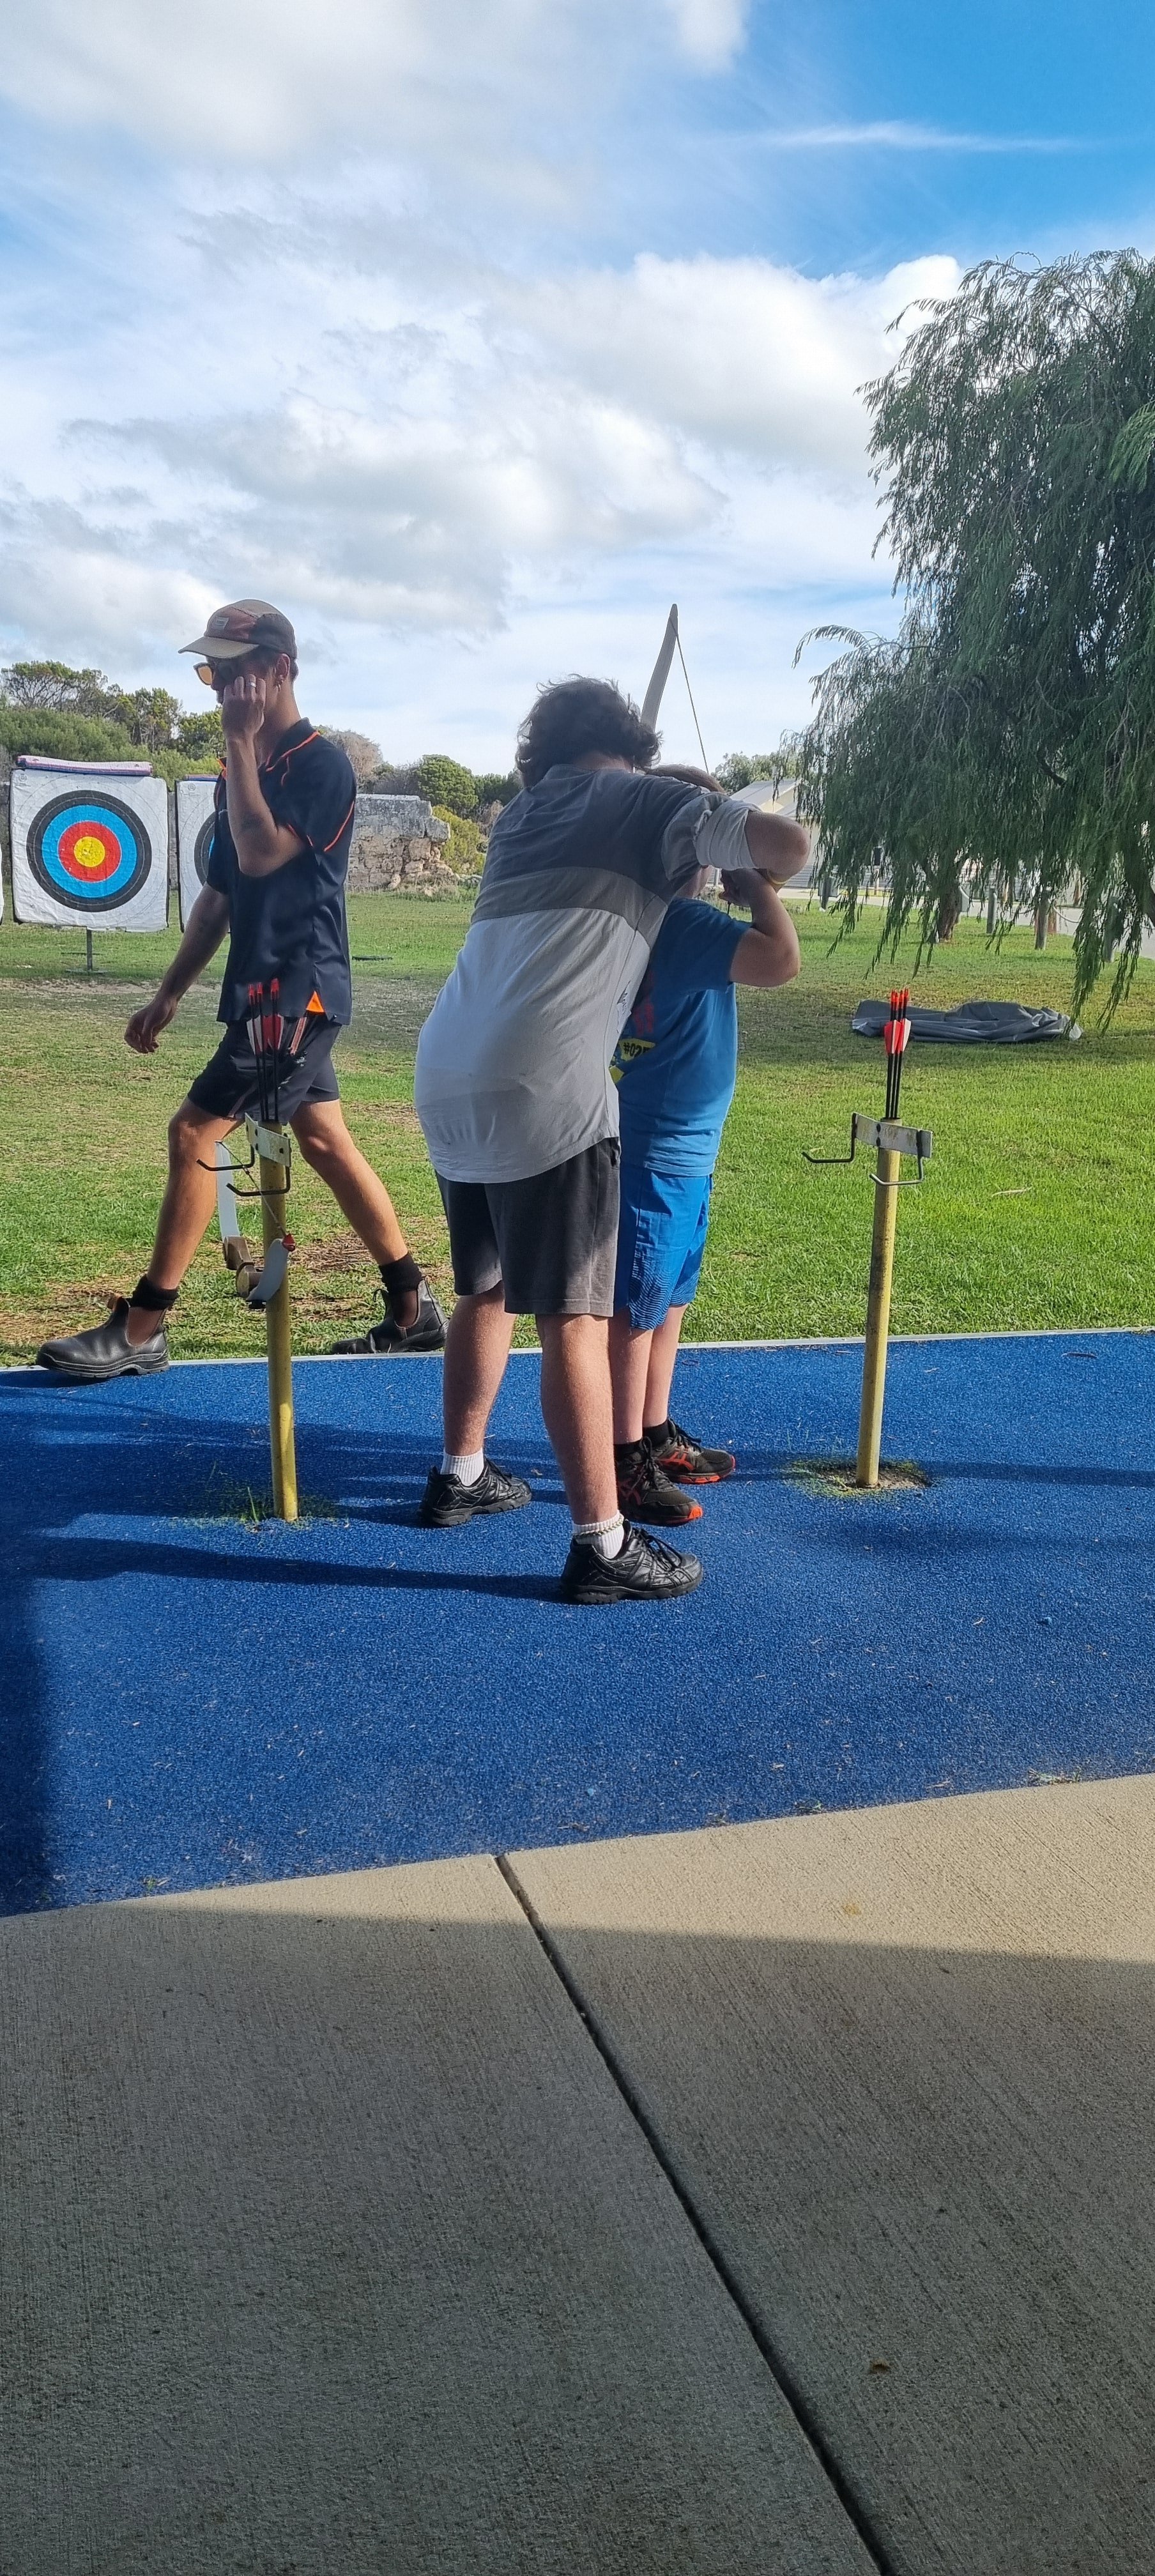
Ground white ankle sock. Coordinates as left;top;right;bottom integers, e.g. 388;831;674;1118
572;1512;625;1561
442;1450;484;1485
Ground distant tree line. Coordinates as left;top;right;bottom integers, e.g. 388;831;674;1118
0;664;800;847
0;661;223;786
325;736;522;815
714;744;801;795
328;739;802;808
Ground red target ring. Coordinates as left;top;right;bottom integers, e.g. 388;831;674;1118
57;818;124;884
26;793;151;912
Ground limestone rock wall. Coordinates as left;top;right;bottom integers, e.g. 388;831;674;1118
348;793;456;893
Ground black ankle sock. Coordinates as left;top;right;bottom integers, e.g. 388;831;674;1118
614;1436;647;1464
379;1254;422;1303
129;1276;179;1313
644;1418;672;1446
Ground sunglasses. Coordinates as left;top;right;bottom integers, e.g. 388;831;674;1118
195;654;266;686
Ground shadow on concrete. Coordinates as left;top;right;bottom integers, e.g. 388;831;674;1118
1;1891;869;2576
4;1885;1154;2575
511;1914;1155;2576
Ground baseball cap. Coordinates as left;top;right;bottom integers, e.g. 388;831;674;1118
180;599;297;661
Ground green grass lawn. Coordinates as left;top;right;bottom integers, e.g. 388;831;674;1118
1;891;1151;1361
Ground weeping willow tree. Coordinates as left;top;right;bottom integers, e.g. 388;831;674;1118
797;250;1155;1009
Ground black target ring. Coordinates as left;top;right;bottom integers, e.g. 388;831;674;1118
26;792;153;914
193;815;217;885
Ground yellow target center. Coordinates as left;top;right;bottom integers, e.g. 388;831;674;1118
73;834;109;872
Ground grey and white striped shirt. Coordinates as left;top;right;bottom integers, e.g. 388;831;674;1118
415;765;722;1183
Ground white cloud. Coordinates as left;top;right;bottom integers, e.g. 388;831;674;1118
0;1;524;155
0;0;744;167
513;252;959;475
30;229;954;632
665;0;749;70
761;121;1084;153
0;145;958;754
0;0;966;763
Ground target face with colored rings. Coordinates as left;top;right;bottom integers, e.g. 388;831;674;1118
26;794;153;912
193;815;216;885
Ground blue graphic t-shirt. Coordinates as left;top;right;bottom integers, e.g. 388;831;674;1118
610;896;746;1175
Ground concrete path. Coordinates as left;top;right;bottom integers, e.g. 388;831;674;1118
7;1777;1155;2570
3;1856;870;2576
513;1777;1155;2575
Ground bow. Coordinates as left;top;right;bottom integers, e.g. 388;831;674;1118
641;601;708;770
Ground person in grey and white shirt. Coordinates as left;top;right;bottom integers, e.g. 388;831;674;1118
413;674;808;1605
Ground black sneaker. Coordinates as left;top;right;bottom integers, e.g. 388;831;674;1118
647;1416;735;1484
418;1459;532;1526
615;1441;703;1527
559;1522;703;1604
330;1281;447;1356
36;1298;170;1383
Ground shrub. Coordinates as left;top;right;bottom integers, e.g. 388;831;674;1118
415;753;478;816
175;708;224;763
473;769;521;808
323;728;383;784
432;806;486;872
0;709;142;763
151;747;218;787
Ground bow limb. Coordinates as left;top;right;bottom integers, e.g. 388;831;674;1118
641;603;678;729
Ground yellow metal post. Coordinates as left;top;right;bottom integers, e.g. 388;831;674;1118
260;1136;298;1522
856;1144;901;1489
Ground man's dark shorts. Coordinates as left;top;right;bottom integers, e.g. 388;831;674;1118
187;1016;341;1123
436;1138;620;1317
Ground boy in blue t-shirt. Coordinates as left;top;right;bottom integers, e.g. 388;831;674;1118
609;857;801;1525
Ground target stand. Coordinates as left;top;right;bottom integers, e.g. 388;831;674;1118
211;1119;300;1521
249;1120;299;1522
805;993;933;1489
213;977;302;1521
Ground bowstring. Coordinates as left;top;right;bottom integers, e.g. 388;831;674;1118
675;630;710;774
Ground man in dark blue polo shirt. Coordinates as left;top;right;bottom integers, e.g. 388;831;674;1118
37;599;445;1380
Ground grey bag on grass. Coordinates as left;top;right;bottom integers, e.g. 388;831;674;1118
852;998;1081;1045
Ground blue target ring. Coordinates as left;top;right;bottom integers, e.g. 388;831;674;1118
27;794;152;913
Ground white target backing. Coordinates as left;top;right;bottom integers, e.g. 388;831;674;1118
11;769;169;931
176;776;219;927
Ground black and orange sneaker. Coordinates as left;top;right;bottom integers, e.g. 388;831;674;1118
646;1416;735;1484
615;1438;703;1527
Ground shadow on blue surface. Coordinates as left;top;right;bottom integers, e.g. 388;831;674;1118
2;1334;1153;1913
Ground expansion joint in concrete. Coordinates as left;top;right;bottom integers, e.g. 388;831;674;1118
494;1851;896;2576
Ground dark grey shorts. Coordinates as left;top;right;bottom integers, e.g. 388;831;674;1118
436;1138;620;1317
187;1016;340;1123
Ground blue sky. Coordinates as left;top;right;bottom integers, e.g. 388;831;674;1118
0;0;1151;767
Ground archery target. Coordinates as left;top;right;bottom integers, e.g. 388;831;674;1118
29;797;150;909
11;769;169;931
176;775;219;925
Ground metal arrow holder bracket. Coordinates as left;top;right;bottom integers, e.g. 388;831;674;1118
805;1112;933;1184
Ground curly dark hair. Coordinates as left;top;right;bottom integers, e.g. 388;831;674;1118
516;677;659;788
